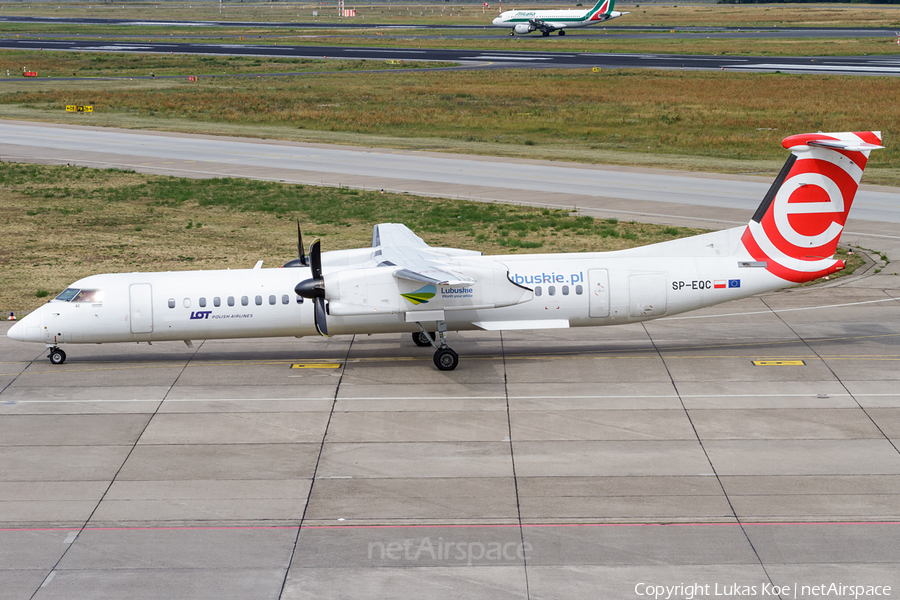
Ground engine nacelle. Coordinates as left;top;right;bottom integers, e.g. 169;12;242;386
514;23;534;34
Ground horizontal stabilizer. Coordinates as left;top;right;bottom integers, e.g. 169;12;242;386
807;139;884;152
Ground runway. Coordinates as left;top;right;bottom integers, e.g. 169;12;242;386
2;122;900;598
2;36;900;75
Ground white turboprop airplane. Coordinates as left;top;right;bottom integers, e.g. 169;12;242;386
7;131;883;370
491;0;625;36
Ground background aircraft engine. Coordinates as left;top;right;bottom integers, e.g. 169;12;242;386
514;24;534;34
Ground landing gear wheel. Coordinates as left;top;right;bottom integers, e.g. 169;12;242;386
433;348;459;371
558;30;565;36
49;348;66;365
542;30;550;37
413;331;436;347
509;31;515;36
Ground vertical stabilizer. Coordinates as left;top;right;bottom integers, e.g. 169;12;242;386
588;0;615;20
740;131;883;283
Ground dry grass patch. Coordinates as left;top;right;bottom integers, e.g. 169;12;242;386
3;67;897;172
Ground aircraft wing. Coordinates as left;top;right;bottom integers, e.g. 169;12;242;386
372;223;476;286
529;18;555;32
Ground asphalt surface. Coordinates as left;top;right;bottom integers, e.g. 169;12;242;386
3;35;900;75
2;275;900;599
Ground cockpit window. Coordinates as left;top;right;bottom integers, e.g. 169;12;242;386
72;289;102;303
55;288;80;302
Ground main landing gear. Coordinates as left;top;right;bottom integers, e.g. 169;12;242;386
414;322;459;371
48;346;66;365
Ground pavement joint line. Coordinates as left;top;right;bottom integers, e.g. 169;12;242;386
7;392;900;404
643;320;779;589
4;352;899;377
4;521;900;534
763;296;900;460
499;331;532;599
663;297;900;320
278;335;355;599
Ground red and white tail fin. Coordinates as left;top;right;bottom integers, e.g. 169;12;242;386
740;131;883;283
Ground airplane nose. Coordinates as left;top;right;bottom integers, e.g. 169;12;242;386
7;318;25;341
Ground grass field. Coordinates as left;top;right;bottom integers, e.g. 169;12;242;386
0;50;455;78
0;162;715;314
2;64;897;184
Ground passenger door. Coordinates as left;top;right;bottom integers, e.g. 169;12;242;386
129;283;154;334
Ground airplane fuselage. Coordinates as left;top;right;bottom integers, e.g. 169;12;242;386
10;227;786;349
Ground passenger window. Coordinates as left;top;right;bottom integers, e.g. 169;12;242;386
282;294;290;305
241;296;249;306
255;295;263;306
548;286;556;296
269;295;276;305
562;285;569;296
535;286;542;297
199;297;206;308
227;296;235;307
168;298;175;309
296;296;304;304
183;298;191;308
576;285;584;295
214;297;221;307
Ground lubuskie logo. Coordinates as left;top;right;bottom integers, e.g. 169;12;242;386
401;285;436;306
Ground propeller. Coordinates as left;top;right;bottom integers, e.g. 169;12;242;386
294;238;328;336
281;221;308;268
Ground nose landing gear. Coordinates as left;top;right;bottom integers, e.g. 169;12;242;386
48;347;66;365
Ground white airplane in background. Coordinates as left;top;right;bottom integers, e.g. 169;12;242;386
8;131;883;371
492;0;625;36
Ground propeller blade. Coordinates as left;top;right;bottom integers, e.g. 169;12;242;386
297;221;307;267
314;296;329;337
282;223;309;268
309;238;322;280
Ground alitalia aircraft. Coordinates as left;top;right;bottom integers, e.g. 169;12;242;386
7;131;883;371
491;0;625;36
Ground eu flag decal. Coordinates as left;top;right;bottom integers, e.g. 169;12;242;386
728;279;741;288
